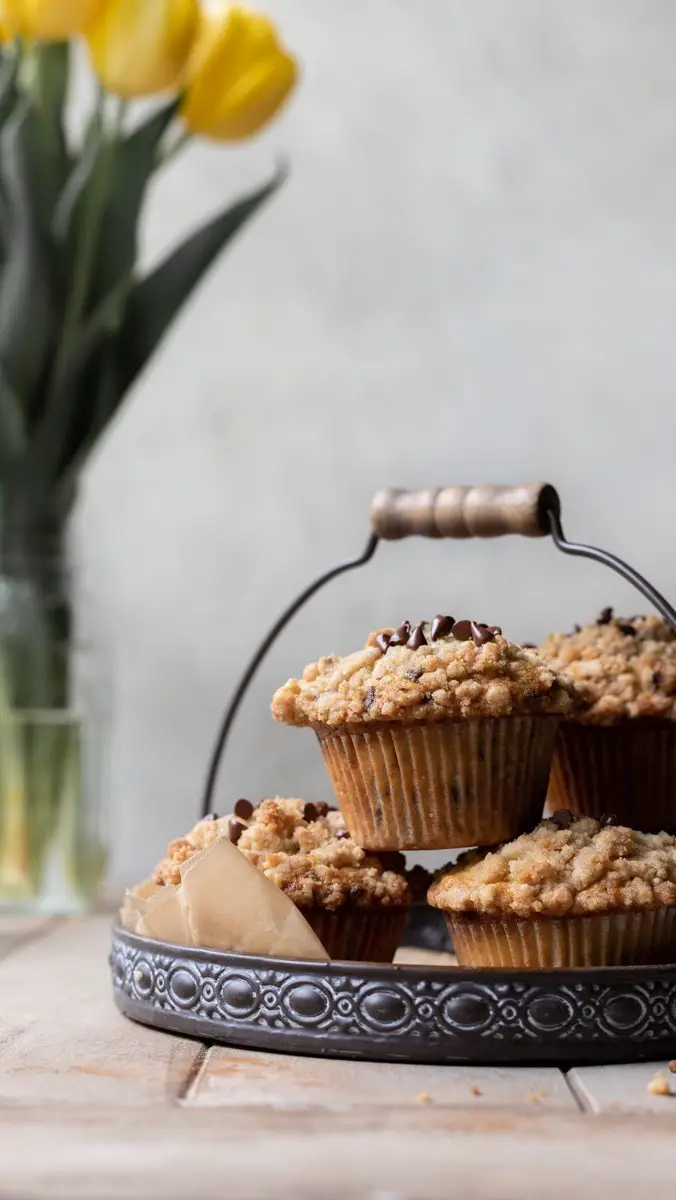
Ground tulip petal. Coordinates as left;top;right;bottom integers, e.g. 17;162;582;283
87;0;199;99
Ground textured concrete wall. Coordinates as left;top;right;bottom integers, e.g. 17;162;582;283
79;0;676;885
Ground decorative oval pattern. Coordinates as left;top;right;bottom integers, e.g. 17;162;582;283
110;930;676;1066
281;980;332;1025
526;994;575;1033
168;967;199;1009
218;974;261;1019
441;986;495;1033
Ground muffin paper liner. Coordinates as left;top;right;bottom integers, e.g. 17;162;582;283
315;716;559;850
303;907;408;962
547;721;676;832
445;909;676;968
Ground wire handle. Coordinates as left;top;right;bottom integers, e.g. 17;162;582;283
371;482;560;540
200;482;676;817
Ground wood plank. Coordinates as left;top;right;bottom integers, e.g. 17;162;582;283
569;1062;676;1114
0;913;202;1107
1;1106;676;1200
186;1045;577;1110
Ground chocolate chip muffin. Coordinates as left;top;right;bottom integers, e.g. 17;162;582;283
428;812;676;967
272;616;578;850
539;611;676;830
153;797;411;962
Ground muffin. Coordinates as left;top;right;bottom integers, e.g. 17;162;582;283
271;616;578;850
539;610;676;830
428;812;676;968
153;797;411;962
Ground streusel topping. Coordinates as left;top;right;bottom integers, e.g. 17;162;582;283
539;611;676;724
153;797;410;911
272;620;578;727
428;816;676;918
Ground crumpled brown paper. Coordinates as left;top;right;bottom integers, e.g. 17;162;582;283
120;835;329;960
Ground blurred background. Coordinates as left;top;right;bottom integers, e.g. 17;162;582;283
73;0;676;887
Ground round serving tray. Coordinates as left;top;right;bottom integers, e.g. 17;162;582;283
111;926;676;1066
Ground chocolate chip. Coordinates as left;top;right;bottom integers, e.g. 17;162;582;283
407;624;427;650
597;607;613;625
388;622;411;647
599;813;618;827
375;632;391;654
522;642;537;649
550;809;573;829
452;619;473;640
652;670;663;687
487;625;502;636
431;614;454;640
202;812;218;821
314;802;330;817
471;621;496;647
228;819;245;844
364;685;376;709
573;624;582;634
233;798;253;820
406;667;423;682
336;829;351;840
619;623;636;636
302;802;318;823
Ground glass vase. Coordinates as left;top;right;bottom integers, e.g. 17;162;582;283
0;530;107;912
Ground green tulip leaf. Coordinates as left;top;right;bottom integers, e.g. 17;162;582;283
116;166;285;395
0;358;26;475
0;105;54;411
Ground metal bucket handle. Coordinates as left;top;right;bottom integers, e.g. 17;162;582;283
201;482;676;816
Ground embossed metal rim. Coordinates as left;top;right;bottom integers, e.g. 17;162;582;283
111;926;676;1065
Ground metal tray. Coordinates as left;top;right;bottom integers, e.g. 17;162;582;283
111;926;676;1066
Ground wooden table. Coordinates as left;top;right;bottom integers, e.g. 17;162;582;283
2;914;676;1199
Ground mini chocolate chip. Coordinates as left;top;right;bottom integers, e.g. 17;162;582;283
302;802;318;823
522;642;537;649
573;624;582;634
597;607;613;625
364;685;376;709
619;623;636;636
228;818;245;844
314;801;330;817
233;798;253;820
406;667;423;682
452;619;473;640
407;623;427;650
336;829;351;840
550;809;573;829
422;691;434;703
487;625;502;636
388;622;411;647
202;812;218;821
431;614;454;640
652;670;663;687
599;813;618;827
471;621;496;647
375;632;391;654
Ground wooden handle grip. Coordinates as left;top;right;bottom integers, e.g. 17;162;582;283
371;483;560;540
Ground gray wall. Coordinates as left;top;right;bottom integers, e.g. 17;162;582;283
79;0;676;887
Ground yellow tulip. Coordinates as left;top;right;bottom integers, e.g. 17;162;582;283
3;0;107;39
87;0;198;98
182;5;298;142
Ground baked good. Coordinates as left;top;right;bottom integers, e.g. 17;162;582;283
153;797;411;961
272;616;578;849
539;610;676;829
428;811;676;967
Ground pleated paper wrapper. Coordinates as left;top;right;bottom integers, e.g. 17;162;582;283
120;836;329;961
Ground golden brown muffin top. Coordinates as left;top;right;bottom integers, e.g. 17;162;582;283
153;797;410;911
428;814;676;918
271;617;578;728
539;611;676;724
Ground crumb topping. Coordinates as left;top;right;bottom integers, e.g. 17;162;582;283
539;611;676;724
272;623;578;727
428;817;676;918
152;797;410;911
